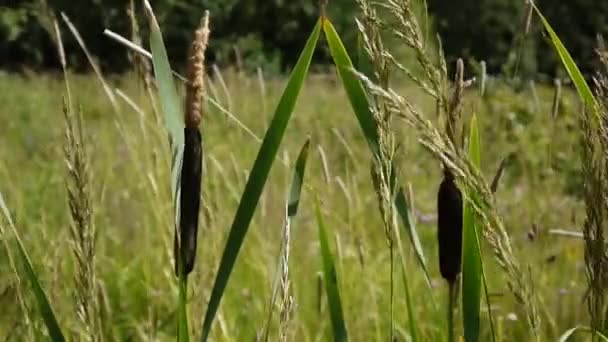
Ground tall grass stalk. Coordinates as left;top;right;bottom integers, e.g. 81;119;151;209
355;0;401;338
63;99;100;341
580;51;608;338
262;139;311;341
54;9;101;340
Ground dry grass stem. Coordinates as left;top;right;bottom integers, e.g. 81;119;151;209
357;0;401;337
278;212;293;342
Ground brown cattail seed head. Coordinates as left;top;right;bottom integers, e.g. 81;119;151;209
175;127;203;275
185;11;210;128
437;167;463;284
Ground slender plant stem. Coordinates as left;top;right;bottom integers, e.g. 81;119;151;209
448;282;456;342
390;243;394;341
178;265;189;342
395;213;419;342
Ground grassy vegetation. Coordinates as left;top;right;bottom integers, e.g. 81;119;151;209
0;2;603;341
0;64;590;340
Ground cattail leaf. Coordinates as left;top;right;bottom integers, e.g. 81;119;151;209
322;17;431;287
315;198;348;342
531;3;600;124
462;115;496;342
490;156;509;194
200;20;321;341
0;192;65;342
394;202;419;342
462;114;482;342
144;0;185;227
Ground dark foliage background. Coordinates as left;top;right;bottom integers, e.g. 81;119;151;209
1;0;607;76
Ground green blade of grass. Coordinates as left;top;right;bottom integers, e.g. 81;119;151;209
287;138;311;220
531;2;599;123
394;199;419;342
322;17;431;287
462;114;496;342
0;192;65;342
262;138;311;341
462;114;482;342
559;326;608;342
315;198;348;342
144;0;185;223
200;20;321;341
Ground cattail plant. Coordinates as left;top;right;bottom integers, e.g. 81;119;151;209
174;11;209;277
63;99;100;341
360;77;541;336
353;0;540;336
143;2;209;339
437;59;466;342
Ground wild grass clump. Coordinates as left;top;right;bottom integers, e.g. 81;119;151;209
175;9;209;277
356;0;401;338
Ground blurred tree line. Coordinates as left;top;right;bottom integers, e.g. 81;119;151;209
0;0;358;73
1;0;607;77
428;0;608;79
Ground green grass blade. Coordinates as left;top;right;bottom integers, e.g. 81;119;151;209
462;115;482;342
200;21;321;341
322;17;431;287
462;115;496;342
262;138;311;341
531;3;599;123
0;192;65;342
144;0;185;220
394;207;419;342
315;199;348;342
559;326;608;342
288;138;311;221
322;18;378;151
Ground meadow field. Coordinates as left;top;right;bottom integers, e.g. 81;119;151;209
0;66;590;340
0;1;605;341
